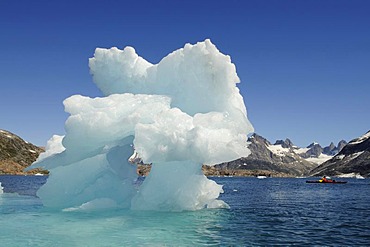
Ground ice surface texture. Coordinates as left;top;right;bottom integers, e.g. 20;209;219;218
29;39;253;211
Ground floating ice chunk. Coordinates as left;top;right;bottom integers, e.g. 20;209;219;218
30;39;253;211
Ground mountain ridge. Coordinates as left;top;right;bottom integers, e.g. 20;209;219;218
309;130;370;177
213;133;347;177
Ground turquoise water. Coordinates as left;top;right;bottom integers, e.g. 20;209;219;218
1;176;369;246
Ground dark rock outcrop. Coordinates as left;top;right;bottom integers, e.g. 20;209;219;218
337;140;348;152
303;143;323;158
321;140;347;156
274;138;294;149
323;142;336;155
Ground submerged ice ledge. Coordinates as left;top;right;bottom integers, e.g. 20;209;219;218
28;39;253;211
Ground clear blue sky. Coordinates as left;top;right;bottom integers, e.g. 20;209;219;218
1;0;369;147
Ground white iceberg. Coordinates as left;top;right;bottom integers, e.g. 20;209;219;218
28;39;253;211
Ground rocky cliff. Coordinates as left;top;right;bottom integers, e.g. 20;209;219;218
0;129;46;175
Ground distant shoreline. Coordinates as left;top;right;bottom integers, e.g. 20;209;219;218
138;164;295;178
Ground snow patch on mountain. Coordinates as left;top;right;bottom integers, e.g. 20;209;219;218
335;154;345;160
349;132;370;145
267;144;290;157
293;148;309;154
266;137;348;166
350;151;364;159
305;153;332;164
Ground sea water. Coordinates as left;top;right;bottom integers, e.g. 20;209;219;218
0;175;369;246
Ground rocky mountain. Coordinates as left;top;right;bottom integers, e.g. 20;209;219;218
337;140;348;152
322;140;347;156
274;138;294;149
214;134;317;176
323;142;336;155
213;134;347;177
0;129;46;175
304;142;324;158
309;131;370;177
293;140;347;164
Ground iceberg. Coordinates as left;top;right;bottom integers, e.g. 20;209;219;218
28;39;253;211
